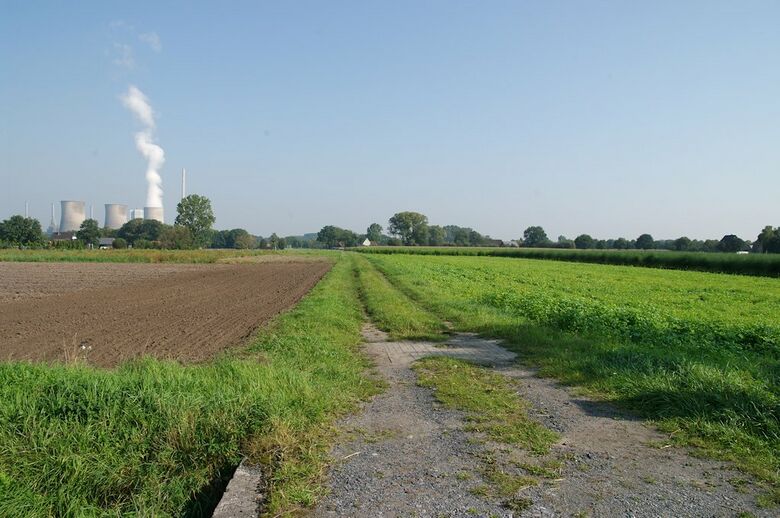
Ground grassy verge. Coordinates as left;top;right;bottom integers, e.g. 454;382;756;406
355;246;780;277
353;254;445;341
367;253;780;503
0;255;380;516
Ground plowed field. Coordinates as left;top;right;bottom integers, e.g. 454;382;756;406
0;260;331;366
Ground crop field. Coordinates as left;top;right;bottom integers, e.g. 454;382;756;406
363;254;780;492
0;260;331;366
356;246;780;277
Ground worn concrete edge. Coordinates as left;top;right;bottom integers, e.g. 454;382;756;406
212;458;264;518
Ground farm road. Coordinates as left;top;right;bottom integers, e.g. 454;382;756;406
311;325;770;517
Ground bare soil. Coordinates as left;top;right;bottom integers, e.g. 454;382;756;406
0;261;331;367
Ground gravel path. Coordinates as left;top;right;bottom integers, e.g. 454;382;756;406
309;325;771;517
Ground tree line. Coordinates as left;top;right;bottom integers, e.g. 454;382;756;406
313;211;780;254
3;206;779;254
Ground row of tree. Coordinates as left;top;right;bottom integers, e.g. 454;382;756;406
310;211;779;254
520;226;755;253
315;212;499;248
2;205;779;254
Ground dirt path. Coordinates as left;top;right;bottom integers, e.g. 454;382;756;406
0;261;331;367
312;325;770;517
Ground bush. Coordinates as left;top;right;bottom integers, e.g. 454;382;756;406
112;238;127;249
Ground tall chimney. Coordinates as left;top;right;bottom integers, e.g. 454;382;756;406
182;168;186;200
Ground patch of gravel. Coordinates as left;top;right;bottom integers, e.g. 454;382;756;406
496;364;772;517
310;327;511;517
310;325;772;517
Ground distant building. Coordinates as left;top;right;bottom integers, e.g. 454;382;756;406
50;231;77;241
361;238;372;247
98;238;115;249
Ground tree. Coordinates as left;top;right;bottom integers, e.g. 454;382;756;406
269;233;281;250
112;237;128;249
118;218;163;246
718;234;746;253
0;215;43;246
159;225;194;249
674;236;692;251
613;238;629;250
175;194;216;248
522;226;549;247
574;234;594;249
388;212;428;245
428;225;446;246
452;227;470;246
233;231;255;249
557;235;574;248
317;226;340;248
366;223;383;243
76;219;100;247
316;225;357;248
701;239;720;252
755;226;780;253
636;234;654;250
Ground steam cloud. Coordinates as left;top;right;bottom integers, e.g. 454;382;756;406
120;85;164;207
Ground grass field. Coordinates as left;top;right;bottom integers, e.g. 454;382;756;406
363;253;780;501
0;253;380;516
355;246;780;277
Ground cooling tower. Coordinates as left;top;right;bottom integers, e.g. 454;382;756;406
60;201;86;233
130;208;144;220
104;204;128;229
144;206;164;223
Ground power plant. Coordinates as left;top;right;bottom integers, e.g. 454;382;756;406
104;204;128;229
59;201;86;233
144;206;164;223
44;168;187;233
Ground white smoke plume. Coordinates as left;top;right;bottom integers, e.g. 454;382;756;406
120;85;164;207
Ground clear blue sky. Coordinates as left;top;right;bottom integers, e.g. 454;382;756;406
2;1;778;240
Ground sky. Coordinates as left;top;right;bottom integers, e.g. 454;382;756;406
1;0;778;240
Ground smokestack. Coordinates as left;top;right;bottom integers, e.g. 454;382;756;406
144;206;164;223
25;201;29;218
47;203;56;236
60;201;86;232
90;205;94;220
105;204;128;229
181;168;186;200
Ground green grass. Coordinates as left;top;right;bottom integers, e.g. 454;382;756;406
353;254;445;341
366;253;780;493
414;357;558;454
0;254;380;516
355;246;780;277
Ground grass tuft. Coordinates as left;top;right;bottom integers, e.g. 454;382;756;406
414;357;558;454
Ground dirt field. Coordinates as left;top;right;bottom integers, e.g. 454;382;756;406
0;261;331;367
